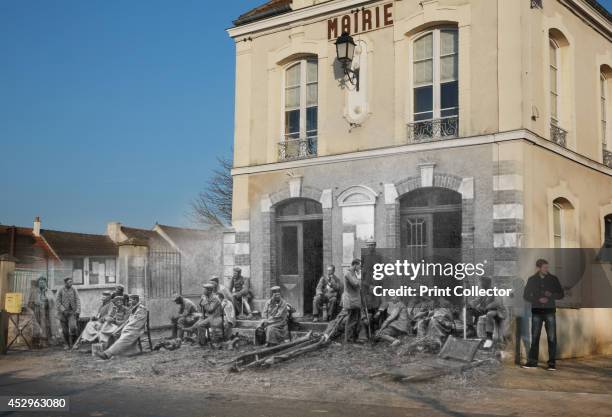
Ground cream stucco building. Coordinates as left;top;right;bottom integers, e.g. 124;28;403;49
225;0;612;357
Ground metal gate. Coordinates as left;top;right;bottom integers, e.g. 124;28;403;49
146;251;181;298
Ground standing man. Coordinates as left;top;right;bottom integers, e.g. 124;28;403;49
95;294;147;360
229;267;253;319
312;265;342;322
170;293;198;340
28;276;58;348
256;286;289;347
56;277;81;349
522;259;564;371
342;259;362;343
218;292;236;340
362;239;383;314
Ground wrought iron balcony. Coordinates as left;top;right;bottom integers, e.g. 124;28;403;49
407;116;459;142
550;124;568;148
278;136;318;161
604;148;612;168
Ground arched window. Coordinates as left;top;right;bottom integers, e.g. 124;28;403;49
284;58;318;141
604;213;612;246
552;197;575;248
552;200;563;248
410;28;459;141
548;29;570;147
281;58;318;160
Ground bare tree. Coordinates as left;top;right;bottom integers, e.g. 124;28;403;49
190;154;232;227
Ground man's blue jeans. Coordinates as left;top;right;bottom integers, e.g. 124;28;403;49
528;312;557;366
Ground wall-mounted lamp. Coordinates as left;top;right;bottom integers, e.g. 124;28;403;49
335;32;360;91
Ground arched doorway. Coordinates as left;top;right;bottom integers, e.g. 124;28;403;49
275;198;323;316
399;187;462;259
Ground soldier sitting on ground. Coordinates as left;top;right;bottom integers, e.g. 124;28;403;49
374;296;410;347
170;293;198;340
312;265;342;322
416;296;455;348
465;276;505;349
95;294;147;360
77;290;113;346
406;295;435;335
255;286;289;347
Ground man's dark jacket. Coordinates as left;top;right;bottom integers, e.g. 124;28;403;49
523;273;564;313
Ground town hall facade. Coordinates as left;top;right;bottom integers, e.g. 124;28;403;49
225;0;612;357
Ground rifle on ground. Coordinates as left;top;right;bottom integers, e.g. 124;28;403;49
361;291;372;341
220;299;226;342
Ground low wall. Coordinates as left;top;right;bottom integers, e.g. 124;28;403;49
514;308;612;360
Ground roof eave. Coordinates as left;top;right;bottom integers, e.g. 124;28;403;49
233;3;292;27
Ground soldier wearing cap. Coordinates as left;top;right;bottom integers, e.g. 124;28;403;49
99;294;130;346
112;284;125;303
229;267;253;319
184;283;223;345
170;293;198;339
256;286;289;347
96;294;147;360
216;291;236;340
56;277;81;348
78;290;114;345
341;259;363;342
209;276;233;307
312;265;342;322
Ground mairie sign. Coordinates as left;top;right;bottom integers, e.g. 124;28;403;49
327;3;394;40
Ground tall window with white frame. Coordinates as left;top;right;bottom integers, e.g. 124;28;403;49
410;28;459;142
281;58;318;161
601;73;607;146
601;72;611;167
549;38;567;147
550;40;560;127
553;201;563;248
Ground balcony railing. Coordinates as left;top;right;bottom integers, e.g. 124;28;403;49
278;136;318;161
604;148;612;168
407;116;459;143
550;124;568;148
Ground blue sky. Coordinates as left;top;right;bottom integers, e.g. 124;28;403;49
1;0;611;234
0;0;264;233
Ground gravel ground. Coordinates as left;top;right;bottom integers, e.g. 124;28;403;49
2;336;501;409
3;340;611;417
